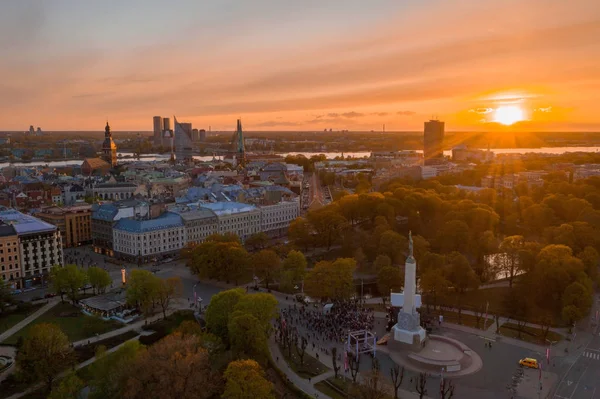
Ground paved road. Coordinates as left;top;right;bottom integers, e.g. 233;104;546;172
553;309;600;399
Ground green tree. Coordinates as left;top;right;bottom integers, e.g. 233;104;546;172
126;270;159;315
87;266;112;295
48;373;84;399
234;293;278;332
445;252;479;323
62;264;88;304
205;288;245;341
253;249;281;290
577;246;600;280
245;232;269;251
498;235;525;288
377;266;403;305
50;266;69;303
228;311;268;363
16;323;75;393
223;359;274;399
282;250;307;284
437;220;470;253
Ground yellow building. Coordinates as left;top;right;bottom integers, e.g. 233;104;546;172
37;205;92;248
0;223;20;289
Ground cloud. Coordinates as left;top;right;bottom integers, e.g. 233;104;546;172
370;112;389;117
254;120;301;127
341;111;364;118
469;108;494;114
535;106;553;113
396;111;416;116
327;113;339;118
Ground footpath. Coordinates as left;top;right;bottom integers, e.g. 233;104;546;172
0;299;59;343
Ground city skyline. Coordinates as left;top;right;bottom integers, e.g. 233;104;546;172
1;0;599;131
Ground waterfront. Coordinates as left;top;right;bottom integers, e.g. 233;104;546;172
1;146;599;169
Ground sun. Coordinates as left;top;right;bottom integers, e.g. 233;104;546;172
493;105;525;125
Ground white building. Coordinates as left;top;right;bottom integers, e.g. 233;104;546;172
176;209;219;245
200;202;261;241
0;209;63;288
112;212;185;262
420;166;438;180
87;182;137;201
260;199;300;237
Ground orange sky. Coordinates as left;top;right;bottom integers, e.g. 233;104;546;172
0;0;599;131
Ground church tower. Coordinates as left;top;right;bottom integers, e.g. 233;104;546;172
102;121;118;167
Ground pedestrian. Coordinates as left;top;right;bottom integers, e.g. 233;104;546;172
277;356;279;362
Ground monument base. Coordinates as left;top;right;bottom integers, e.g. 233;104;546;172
390;325;427;352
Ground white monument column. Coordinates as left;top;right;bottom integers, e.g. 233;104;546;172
403;255;416;314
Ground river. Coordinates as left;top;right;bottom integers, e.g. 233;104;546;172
1;146;599;168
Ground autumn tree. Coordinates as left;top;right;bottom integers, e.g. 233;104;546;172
561;281;593;330
377;266;403;305
253;249;281;290
0;279;12;313
234;293;278;333
245;232;269;251
307;208;348;250
378;231;407;263
223;359;274;399
304;258;356;301
498;235;526;287
281;250;307;288
155;277;183;319
420;269;449;312
187;239;250;284
288;217;312;251
205;288;245;341
445;252;479;323
48;373;84;399
16;323;75;393
373;254;392;271
87;266;112;294
123;334;220;399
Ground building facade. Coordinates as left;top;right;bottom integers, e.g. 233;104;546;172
88;182;137;201
113;212;185;262
260;200;300;237
200;202;260;241
153;116;163;146
0;209;63;289
174;117;194;161
92;200;150;256
424;119;445;165
36;205;92;248
0;224;20;289
176;209;218;245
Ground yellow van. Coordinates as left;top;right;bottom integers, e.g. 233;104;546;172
519;358;539;369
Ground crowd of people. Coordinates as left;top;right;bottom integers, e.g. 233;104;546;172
277;301;376;355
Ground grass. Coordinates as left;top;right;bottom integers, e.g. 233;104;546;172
74;330;139;363
499;322;564;345
425;286;566;327
2;302;122;345
278;343;329;379
0;303;45;333
141;309;196;334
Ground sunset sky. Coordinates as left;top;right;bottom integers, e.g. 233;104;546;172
1;0;599;132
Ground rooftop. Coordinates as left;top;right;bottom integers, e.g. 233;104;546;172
0;223;17;237
200;201;257;216
113;211;183;233
0;209;57;235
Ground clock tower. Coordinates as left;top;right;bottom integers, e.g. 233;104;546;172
102;121;117;167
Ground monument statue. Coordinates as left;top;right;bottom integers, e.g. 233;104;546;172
389;231;426;348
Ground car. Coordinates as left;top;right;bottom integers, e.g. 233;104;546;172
519;358;539;369
44;293;57;298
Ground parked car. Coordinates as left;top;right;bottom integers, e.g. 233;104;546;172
519;358;539;369
11;289;22;295
45;293;57;298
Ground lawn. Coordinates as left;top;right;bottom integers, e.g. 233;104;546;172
0;303;45;333
2;302;122;345
278;343;329;379
499;322;564;345
425;286;566;327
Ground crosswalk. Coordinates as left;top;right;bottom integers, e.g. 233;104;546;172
583;351;600;360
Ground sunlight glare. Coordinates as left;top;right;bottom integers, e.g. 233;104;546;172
493;106;525;125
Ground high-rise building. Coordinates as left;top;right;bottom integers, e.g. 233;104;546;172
174;117;194;161
153;116;163;146
199;129;206;142
163;117;171;132
192;128;199;141
423;119;445;165
102;121;118;167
